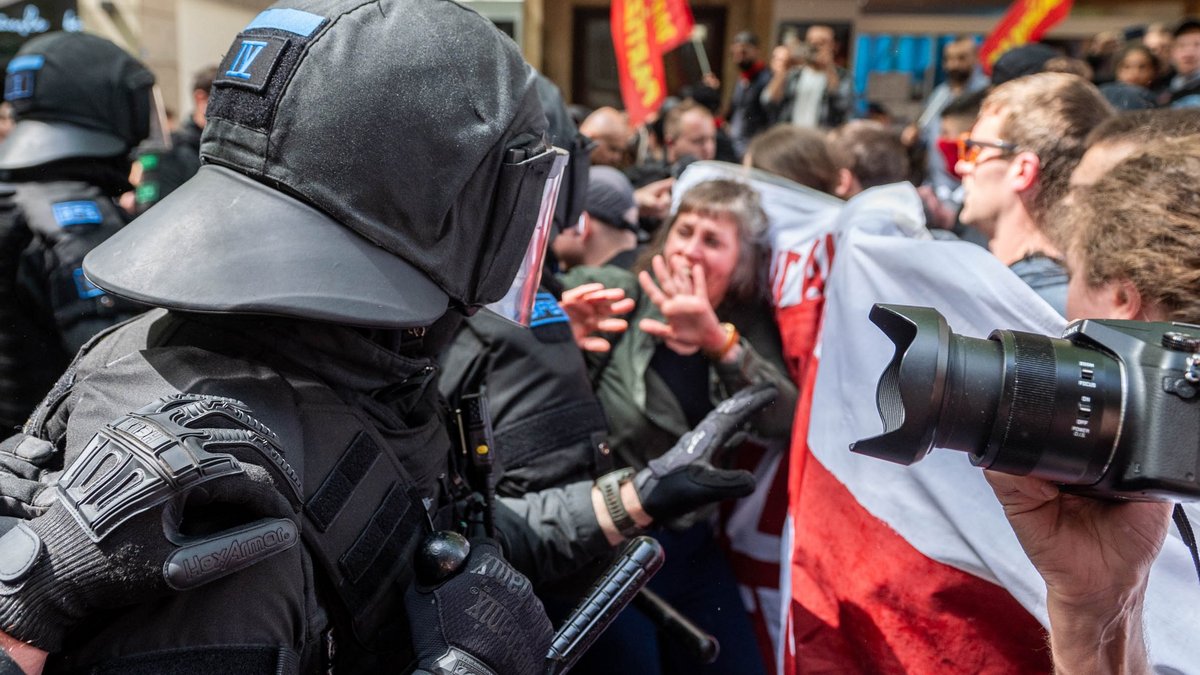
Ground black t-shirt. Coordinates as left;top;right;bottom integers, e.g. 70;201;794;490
649;342;714;428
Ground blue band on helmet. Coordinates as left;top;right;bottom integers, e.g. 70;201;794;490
244;8;325;37
6;55;44;73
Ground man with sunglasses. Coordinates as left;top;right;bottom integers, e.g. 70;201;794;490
956;72;1112;315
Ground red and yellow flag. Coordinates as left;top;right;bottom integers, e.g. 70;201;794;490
651;0;694;53
611;0;695;126
979;0;1074;73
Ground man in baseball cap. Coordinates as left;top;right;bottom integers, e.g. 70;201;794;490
553;165;642;271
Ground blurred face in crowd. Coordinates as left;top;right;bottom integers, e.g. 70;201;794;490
731;40;759;71
668;109;716;162
956;110;1017;237
1172;28;1200;76
943;39;977;85
589;132;629;168
551;217;586;269
663;211;741;307
1116;48;1157;88
0;103;13;143
806;25;835;67
580;107;632;168
1144;29;1173;69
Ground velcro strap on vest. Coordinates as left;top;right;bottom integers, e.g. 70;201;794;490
494;399;608;469
80;645;300;675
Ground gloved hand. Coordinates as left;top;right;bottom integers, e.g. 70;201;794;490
0;434;58;520
634;383;778;524
405;534;553;675
0;394;302;651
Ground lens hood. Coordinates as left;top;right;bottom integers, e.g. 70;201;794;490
850;304;952;465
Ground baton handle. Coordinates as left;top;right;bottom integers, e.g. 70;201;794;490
544;536;665;675
632;588;720;664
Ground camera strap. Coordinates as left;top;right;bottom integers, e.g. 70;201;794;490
1172;504;1200;585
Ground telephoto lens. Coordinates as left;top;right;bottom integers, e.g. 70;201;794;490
851;304;1200;501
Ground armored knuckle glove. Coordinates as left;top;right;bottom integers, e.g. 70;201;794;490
0;435;58;520
0;394;302;651
634;383;778;524
405;538;553;675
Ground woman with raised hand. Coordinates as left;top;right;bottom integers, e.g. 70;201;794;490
563;179;797;675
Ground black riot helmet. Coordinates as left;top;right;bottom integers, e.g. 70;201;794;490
85;0;565;329
0;32;155;170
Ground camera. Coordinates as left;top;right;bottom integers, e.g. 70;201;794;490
850;304;1200;501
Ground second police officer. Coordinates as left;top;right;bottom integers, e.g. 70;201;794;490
0;32;154;431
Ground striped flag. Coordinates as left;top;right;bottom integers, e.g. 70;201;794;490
673;160;1200;673
980;0;1075;73
786;226;1200;673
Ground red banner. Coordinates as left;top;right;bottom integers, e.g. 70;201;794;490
611;0;665;127
652;0;694;53
611;0;694;127
979;0;1074;73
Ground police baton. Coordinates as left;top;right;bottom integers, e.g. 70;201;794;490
544;536;664;675
632;588;720;664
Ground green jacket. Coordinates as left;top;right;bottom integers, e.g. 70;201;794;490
562;264;799;471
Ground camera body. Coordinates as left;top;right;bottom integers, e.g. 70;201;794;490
851;304;1200;501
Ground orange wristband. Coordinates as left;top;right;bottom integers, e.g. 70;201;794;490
706;322;739;361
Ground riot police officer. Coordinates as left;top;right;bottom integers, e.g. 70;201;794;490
0;31;153;430
0;0;569;671
0;2;775;673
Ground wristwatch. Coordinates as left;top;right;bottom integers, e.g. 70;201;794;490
596;468;641;538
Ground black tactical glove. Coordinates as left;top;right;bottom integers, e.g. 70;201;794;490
0;394;302;651
405;534;553;675
634;383;778;524
0;434;58;520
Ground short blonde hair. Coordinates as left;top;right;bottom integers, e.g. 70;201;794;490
982;73;1113;223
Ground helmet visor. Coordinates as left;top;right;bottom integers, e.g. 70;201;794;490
146;84;172;150
486;145;570;325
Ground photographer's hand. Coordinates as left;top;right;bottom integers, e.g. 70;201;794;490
986;472;1169;675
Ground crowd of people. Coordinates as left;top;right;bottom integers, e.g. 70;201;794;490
0;4;1197;675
